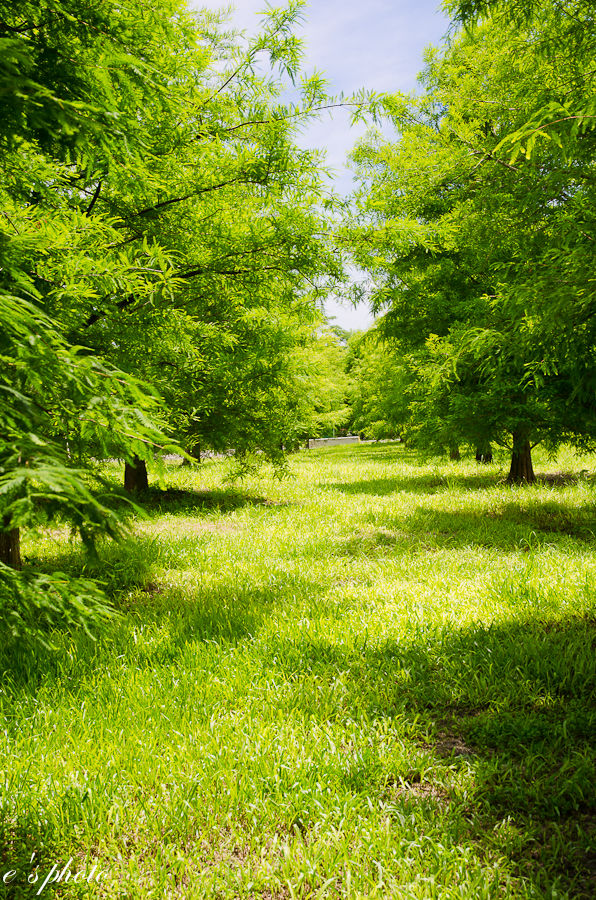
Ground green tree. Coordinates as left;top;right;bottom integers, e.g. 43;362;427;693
32;0;343;488
0;0;199;547
0;0;344;641
0;292;170;643
347;330;410;440
348;4;596;480
288;320;352;443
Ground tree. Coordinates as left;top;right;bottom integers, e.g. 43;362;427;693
0;0;345;640
0;292;169;643
347;3;596;480
1;0;199;542
27;0;344;488
347;330;410;440
287;320;352;443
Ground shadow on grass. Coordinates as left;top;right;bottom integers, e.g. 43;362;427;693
263;613;596;898
125;486;292;518
324;470;502;497
1;560;329;690
26;484;294;597
325;469;595;499
115;574;323;656
338;500;596;556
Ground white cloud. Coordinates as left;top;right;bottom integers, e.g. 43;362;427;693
192;0;449;181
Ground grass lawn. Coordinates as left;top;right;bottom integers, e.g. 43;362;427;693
1;443;595;898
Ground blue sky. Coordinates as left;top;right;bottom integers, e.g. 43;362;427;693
192;1;451;329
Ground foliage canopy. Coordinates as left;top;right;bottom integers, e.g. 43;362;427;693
0;0;347;641
348;0;596;478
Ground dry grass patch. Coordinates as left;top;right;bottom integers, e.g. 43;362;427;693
391;777;451;805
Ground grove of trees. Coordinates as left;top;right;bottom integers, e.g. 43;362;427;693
0;0;352;638
2;0;595;642
346;0;596;482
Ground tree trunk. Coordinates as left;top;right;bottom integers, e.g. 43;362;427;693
124;455;149;493
507;433;535;484
181;443;201;466
449;446;461;461
475;444;493;464
0;526;22;569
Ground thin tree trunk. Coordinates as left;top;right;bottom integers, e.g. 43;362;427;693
124;455;149;493
475;443;493;464
507;433;535;484
449;446;461;461
0;526;22;569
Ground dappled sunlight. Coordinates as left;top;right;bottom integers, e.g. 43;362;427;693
3;443;596;898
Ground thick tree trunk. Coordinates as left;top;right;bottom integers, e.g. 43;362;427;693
507;433;535;484
124;455;149;493
0;527;22;569
449;446;461;461
475;444;493;464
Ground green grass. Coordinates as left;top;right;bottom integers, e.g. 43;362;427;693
1;443;595;898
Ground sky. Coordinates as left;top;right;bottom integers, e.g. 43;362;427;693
190;1;452;330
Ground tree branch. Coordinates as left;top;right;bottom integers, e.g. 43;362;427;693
85;180;102;216
178;264;283;279
84;295;137;328
130;178;243;219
